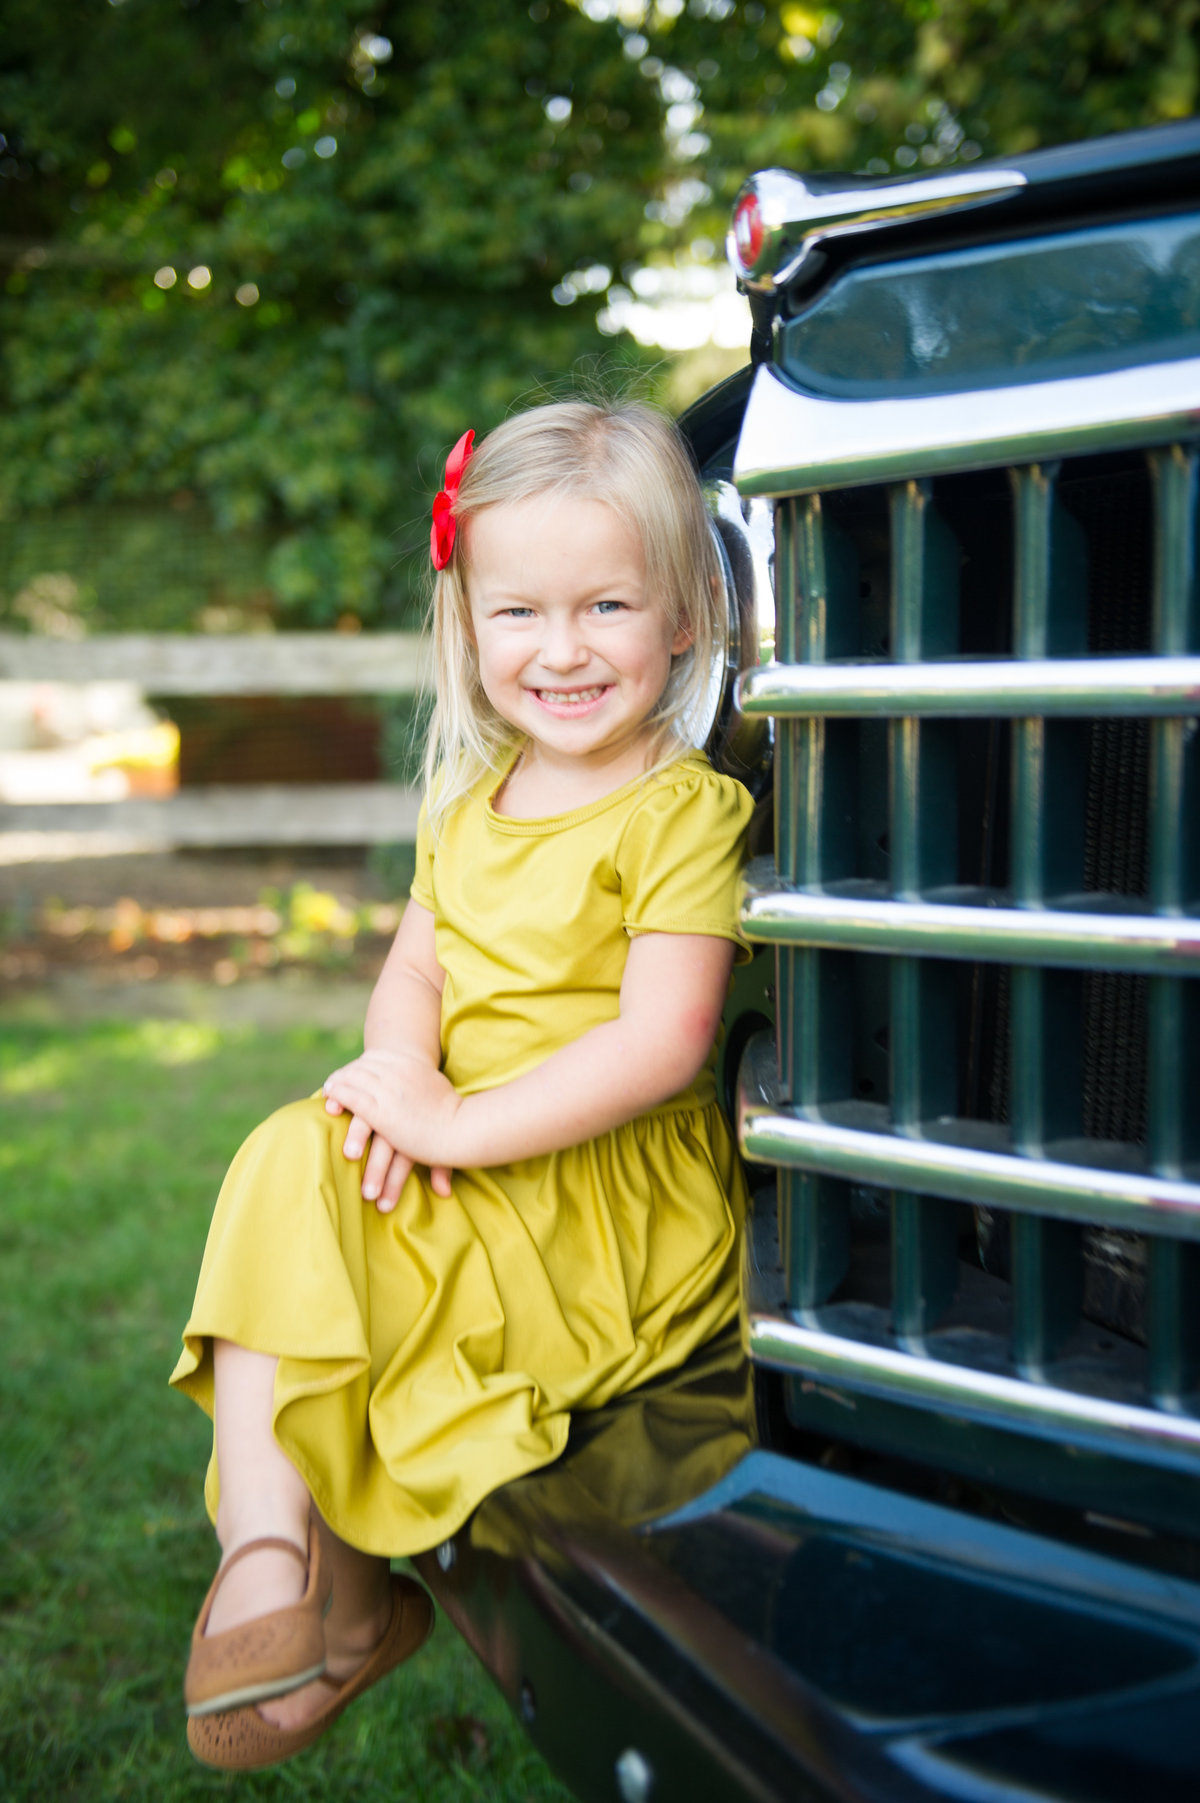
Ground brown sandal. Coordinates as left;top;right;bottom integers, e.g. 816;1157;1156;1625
184;1519;331;1718
187;1572;434;1770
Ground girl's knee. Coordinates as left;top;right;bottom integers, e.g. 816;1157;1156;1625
221;1094;366;1239
242;1093;351;1167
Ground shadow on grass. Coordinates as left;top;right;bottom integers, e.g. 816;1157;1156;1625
0;1018;573;1803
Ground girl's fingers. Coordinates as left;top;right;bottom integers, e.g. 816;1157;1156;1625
430;1165;454;1197
323;1065;371;1109
325;1068;363;1101
360;1131;396;1201
376;1151;413;1213
327;1075;389;1127
341;1111;375;1164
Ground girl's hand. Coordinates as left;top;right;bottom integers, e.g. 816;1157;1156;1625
324;1101;454;1211
324;1096;455;1209
323;1050;461;1203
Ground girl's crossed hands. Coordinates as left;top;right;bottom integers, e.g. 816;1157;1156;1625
323;1049;458;1211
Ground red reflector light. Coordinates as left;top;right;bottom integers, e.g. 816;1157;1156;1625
732;190;765;270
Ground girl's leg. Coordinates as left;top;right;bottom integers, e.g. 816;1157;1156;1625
315;1514;393;1664
206;1338;311;1638
259;1519;392;1731
204;1338;394;1731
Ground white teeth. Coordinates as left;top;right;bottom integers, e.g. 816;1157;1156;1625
538;686;605;704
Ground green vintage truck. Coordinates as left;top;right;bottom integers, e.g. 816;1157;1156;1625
414;119;1200;1803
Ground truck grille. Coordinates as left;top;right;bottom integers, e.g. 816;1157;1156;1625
735;430;1200;1483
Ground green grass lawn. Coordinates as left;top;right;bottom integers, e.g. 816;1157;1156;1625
0;1016;574;1803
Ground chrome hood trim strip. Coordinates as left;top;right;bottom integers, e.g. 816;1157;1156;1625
733;360;1200;497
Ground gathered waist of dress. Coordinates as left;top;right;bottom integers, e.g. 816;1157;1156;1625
447;1066;719;1120
629;1074;718;1120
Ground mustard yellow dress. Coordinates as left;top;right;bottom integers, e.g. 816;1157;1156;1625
170;752;754;1557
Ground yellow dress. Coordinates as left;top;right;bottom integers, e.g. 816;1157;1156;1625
170;751;754;1557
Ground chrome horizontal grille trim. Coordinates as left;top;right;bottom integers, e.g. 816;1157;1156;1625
742;1200;1200;1471
738;1035;1200;1241
739;861;1200;974
738;655;1200;718
733;360;1200;497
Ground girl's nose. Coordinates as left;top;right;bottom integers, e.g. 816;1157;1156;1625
539;619;589;671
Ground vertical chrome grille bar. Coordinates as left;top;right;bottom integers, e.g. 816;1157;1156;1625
1008;466;1086;1374
888;481;961;1343
774;495;799;1121
778;497;851;1307
1147;445;1200;1407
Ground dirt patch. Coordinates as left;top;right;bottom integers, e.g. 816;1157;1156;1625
0;849;402;1014
0;847;397;911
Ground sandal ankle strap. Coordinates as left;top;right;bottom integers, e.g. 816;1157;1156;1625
217;1534;309;1583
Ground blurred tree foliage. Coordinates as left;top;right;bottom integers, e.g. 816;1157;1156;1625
0;0;666;626
0;0;1192;628
669;0;1197;208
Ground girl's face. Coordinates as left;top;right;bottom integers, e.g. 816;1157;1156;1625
465;493;691;782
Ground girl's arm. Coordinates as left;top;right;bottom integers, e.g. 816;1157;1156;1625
326;899;449;1204
457;930;737;1160
361;898;444;1061
322;928;737;1193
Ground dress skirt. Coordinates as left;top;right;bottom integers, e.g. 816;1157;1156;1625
170;1094;744;1557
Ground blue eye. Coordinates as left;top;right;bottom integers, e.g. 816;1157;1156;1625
594;600;625;615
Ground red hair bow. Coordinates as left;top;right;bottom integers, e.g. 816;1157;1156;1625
430;429;475;570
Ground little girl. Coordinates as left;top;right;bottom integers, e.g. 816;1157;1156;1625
170;399;754;1771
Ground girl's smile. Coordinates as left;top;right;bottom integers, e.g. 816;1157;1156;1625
465;493;691;788
531;683;611;714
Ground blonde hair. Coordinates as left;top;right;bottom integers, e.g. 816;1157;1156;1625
424;398;725;827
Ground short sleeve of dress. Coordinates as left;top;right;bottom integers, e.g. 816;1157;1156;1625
409;798;435;912
618;763;754;960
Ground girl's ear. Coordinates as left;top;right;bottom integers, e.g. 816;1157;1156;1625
671;611;694;655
